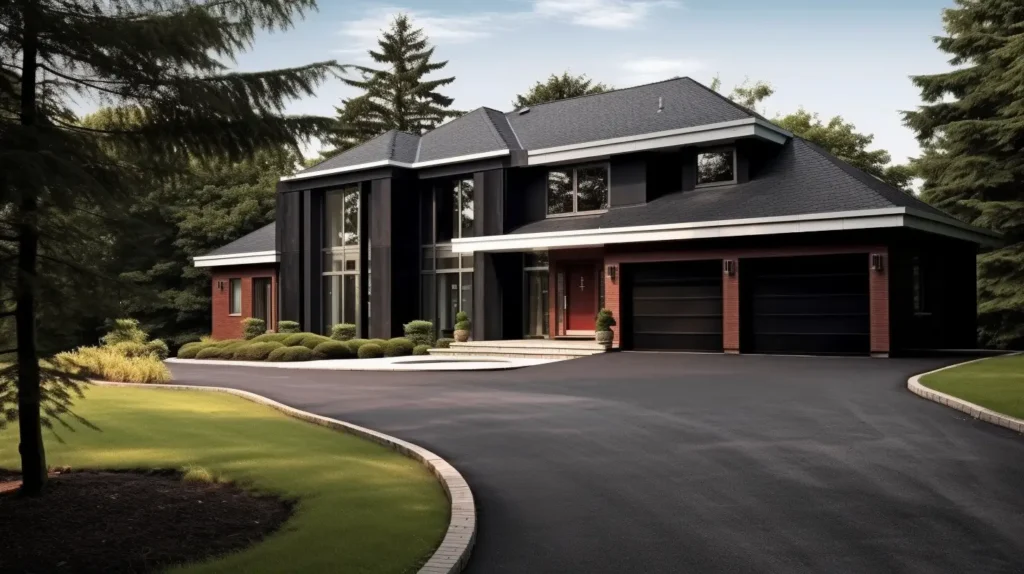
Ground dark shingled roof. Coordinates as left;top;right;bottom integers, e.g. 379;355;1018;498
511;138;951;235
202;223;276;256
417;108;520;162
300;130;420;175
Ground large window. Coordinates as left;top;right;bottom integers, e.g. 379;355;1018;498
524;252;549;338
432;178;474;242
323;186;361;330
420;179;475;336
547;165;608;216
696;148;736;186
228;278;242;315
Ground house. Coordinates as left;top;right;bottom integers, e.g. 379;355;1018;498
197;78;999;355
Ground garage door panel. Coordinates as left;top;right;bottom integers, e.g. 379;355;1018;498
634;297;723;316
628;261;723;352
634;315;723;334
633;283;720;299
751;333;867;355
752;294;867;315
753;314;869;335
634;333;722;352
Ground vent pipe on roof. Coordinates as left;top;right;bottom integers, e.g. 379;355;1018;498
657;96;663;113
518;106;530;115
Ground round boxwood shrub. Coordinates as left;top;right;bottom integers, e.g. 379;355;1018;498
312;341;353;360
413;344;430;356
346;338;369;354
403;320;435;347
195;346;225;360
435;338;455;349
241;317;266;340
277;320;301;334
232;341;284;361
251;332;290;343
282;333;308;347
299;334;332;350
266;345;314;362
176;342;205;359
357;343;384;359
330;323;357;341
367;338;388;348
384;337;414;357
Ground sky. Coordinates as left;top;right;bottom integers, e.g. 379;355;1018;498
233;0;956;164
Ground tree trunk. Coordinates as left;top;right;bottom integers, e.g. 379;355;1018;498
16;2;46;496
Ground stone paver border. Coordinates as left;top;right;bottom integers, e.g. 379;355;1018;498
92;380;475;574
908;354;1024;435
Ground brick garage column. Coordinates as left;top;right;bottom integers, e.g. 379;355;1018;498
869;250;890;356
723;258;740;354
604;260;621;347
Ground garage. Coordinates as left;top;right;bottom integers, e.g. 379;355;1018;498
740;254;870;355
626;260;723;352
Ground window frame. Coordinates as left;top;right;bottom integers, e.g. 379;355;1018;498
695;146;738;188
420;177;476;336
546;162;611;218
322;185;362;330
228;278;242;316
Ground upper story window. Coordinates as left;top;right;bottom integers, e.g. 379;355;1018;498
547;164;608;216
426;178;474;243
696;148;736;186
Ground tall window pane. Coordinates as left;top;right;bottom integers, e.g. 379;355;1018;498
435;182;455;243
323;185;361;333
547;169;573;215
526;271;549;337
576;166;608;212
343;275;357;323
437;273;459;335
460;179;474;238
229;278;242;315
460;272;473;324
343;190;359;246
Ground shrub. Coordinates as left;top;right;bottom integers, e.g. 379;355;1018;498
181;465;218;484
595;308;616;332
266;346;314;362
312;341;353;360
112;341;151;358
251;332;290;343
176;342;205;359
145;339;169;360
278;320;301;334
55;346;171;384
454;311;470;332
357;343;384;359
299;334;332;350
232;342;284;361
367;338;388;348
199;335;217;343
196;347;226;360
242;317;266;340
100;318;148;346
346;338;369;354
330;323;357;341
413;344;430;356
435;338;454;349
282;333;308;347
403;320;435;347
384;337;414;357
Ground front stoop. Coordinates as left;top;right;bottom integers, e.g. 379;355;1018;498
429;339;608;360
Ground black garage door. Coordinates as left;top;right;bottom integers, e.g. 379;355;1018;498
627;261;723;352
741;254;869;355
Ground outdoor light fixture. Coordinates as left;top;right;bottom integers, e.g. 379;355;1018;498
217;280;225;291
608;265;617;283
723;259;736;277
871;254;885;272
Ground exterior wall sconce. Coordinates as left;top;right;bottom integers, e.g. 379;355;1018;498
217;280;225;291
607;265;617;283
723;259;736;277
871;254;885;272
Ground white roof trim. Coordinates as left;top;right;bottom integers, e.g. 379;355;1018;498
280;149;511;182
193;250;280;268
451;208;1001;253
526;118;791;166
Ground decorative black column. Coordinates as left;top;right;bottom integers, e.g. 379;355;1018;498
276;185;303;327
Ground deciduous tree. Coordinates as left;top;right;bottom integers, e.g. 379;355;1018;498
513;72;611;108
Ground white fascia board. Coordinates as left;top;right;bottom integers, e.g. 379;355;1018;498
279;149;510;182
193;251;280;268
526;118;791;166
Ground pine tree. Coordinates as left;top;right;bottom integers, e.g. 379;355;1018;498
903;0;1024;349
0;0;338;495
512;72;611;108
324;14;458;154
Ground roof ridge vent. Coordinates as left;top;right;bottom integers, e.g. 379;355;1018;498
518;106;530;115
657;96;663;113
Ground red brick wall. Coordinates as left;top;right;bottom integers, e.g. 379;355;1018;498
210;265;278;340
869;249;890;355
723;259;740;353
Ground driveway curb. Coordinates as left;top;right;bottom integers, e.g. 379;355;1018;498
92;381;475;574
908;355;1024;435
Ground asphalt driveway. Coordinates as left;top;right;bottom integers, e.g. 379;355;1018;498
168;353;1024;573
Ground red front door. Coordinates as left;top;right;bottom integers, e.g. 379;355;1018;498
566;264;597;332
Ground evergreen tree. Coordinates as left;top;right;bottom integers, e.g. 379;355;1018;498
0;0;338;495
903;0;1024;349
324;14;458;154
513;72;611;108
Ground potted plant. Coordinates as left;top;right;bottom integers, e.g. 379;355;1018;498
595;308;616;347
454;311;471;343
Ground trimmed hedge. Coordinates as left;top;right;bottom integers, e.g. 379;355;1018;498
357;343;385;359
312;341;353;360
242;317;266;340
346;338;369;354
435;338;454;349
195;346;226;360
454;311;470;332
176;342;205;359
384;337;414;357
251;333;291;343
330;323;357;341
232;342;285;361
403;320;435;347
298;334;332;350
367;338;388;348
413;344;430;356
278;320;301;334
266;346;314;362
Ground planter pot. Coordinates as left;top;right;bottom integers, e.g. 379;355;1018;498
454;329;470;343
595;330;614;347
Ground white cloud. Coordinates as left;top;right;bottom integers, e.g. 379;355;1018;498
533;0;677;30
339;7;497;49
620;57;704;84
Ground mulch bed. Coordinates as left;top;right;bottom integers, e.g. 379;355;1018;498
0;470;293;573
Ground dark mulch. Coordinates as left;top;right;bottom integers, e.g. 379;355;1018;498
0;470;293;573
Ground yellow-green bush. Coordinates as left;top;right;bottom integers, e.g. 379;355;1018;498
232;342;285;361
413;344;430;356
176;342;205;358
384;337;414;357
55;346;171;384
357;343;385;359
196;347;226;360
266;346;313;362
251;333;290;343
312;341;353;360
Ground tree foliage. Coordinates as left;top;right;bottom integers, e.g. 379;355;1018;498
903;0;1024;349
323;14;458;155
513;72;611;108
1;0;337;495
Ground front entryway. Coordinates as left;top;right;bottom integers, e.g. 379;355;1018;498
625;260;724;351
565;264;598;334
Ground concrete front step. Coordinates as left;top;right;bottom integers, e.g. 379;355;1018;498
428;339;608;360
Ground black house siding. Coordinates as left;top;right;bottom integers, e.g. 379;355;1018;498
369;174;420;339
276;186;303;325
610;154;647;208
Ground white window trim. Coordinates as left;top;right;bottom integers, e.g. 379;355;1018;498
546;163;611;218
695;146;738;188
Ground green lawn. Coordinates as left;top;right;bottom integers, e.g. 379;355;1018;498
0;386;448;574
920;354;1024;420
